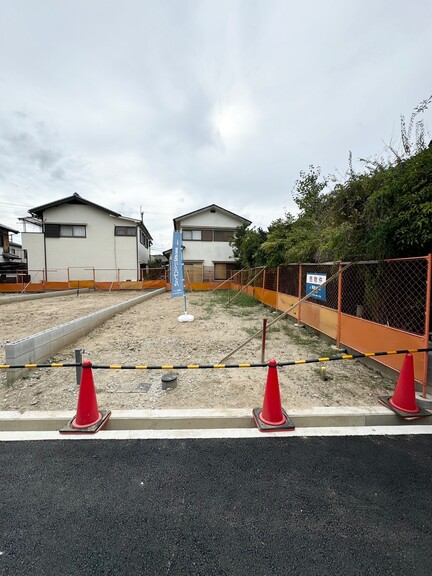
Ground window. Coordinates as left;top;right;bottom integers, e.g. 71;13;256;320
115;226;136;236
214;229;235;242
183;230;202;240
140;230;149;247
44;224;86;238
61;225;86;237
202;229;213;241
44;223;60;238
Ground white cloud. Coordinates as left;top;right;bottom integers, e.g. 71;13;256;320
0;0;431;251
212;85;259;150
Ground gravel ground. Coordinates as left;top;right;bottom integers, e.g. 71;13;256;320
0;290;394;411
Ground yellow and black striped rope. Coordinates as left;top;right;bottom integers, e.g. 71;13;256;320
0;362;78;369
0;347;430;370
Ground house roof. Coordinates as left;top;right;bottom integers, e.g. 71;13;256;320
0;222;19;234
28;193;123;218
27;193;153;241
173;204;251;229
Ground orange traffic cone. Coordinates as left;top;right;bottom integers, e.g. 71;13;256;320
379;353;430;418
60;361;111;433
253;359;295;431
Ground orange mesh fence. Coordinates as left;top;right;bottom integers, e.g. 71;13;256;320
264;269;277;290
301;262;340;310
237;257;429;338
341;259;428;336
253;268;264;288
278;264;299;297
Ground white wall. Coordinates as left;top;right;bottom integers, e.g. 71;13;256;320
137;232;150;267
181;242;234;267
180;210;241;228
21;233;45;276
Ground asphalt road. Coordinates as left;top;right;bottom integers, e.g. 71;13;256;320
1;436;431;576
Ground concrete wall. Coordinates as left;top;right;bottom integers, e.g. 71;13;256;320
0;289;91;305
5;288;165;383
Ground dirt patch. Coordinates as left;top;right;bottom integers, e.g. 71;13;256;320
0;291;395;411
0;291;145;343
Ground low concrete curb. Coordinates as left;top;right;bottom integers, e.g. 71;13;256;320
0;288;91;304
1;406;431;432
5;288;166;383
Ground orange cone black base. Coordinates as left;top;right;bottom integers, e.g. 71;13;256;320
60;409;111;434
253;407;295;431
379;353;431;419
60;360;111;434
253;359;295;432
378;397;431;419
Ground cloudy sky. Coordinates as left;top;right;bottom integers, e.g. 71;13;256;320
1;0;431;253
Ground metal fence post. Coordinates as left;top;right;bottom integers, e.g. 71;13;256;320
337;262;343;348
423;254;432;396
75;348;83;385
261;319;268;363
296;264;303;326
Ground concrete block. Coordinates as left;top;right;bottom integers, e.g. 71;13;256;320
4;288;165;383
0;289;91;305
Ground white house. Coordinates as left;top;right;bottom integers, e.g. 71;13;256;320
21;193;153;282
165;204;251;282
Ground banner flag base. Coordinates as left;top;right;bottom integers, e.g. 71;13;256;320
178;314;194;322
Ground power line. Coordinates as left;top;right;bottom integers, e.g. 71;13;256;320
0;201;29;208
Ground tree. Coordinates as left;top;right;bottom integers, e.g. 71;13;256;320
285;165;328;262
230;224;268;268
364;147;432;258
261;215;295;267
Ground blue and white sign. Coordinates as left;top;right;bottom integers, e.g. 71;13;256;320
306;273;327;301
170;231;184;298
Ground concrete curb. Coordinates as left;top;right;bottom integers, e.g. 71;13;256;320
0;288;91;304
1;406;431;432
5;288;166;382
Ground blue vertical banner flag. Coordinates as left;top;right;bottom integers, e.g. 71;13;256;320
171;231;184;298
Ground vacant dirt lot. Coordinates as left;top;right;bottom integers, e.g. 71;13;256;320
0;290;394;411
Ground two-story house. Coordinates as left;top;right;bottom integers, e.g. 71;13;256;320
21;193;153;282
0;223;26;276
165;204;251;282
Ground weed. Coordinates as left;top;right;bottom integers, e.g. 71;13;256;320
212;290;260;308
279;323;335;357
243;326;262;339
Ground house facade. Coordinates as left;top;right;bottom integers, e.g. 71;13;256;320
21;193;153;282
0;223;26;275
166;204;251;282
